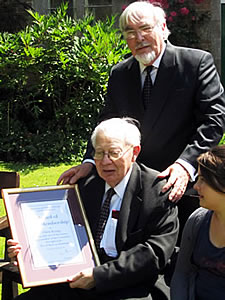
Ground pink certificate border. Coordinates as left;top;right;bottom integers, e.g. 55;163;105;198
2;184;100;288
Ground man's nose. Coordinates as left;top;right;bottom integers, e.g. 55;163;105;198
136;31;144;42
193;182;198;191
101;153;112;164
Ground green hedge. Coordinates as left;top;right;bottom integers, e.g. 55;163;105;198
0;3;129;163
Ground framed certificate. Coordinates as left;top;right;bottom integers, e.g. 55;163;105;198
2;184;100;288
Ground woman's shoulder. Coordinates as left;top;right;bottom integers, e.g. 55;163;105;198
190;207;209;218
185;207;211;235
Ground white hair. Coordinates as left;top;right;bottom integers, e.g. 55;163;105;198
119;1;170;40
91;118;141;148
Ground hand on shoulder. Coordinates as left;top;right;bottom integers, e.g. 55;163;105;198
57;163;93;185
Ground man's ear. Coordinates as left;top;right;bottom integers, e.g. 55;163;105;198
132;145;141;162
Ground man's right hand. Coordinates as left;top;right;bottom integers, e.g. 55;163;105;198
57;163;93;185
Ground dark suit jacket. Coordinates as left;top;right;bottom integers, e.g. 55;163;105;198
84;42;225;172
78;162;178;298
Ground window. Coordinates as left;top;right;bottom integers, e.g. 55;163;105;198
85;0;112;20
32;0;115;20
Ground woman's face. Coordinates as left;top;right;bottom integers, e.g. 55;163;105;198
194;167;225;211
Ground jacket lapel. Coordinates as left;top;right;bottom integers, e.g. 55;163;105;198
126;57;145;118
142;42;178;142
116;163;143;251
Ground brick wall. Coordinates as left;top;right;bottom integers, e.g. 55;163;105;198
194;0;221;73
194;0;211;51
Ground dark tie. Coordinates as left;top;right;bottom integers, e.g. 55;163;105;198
95;188;116;252
142;65;153;109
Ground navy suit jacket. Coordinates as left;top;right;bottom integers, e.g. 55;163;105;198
84;42;225;172
78;163;178;296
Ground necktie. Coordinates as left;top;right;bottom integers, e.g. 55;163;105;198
95;188;116;252
142;65;153;109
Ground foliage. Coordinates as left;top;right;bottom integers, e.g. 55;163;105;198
0;3;129;163
219;134;225;146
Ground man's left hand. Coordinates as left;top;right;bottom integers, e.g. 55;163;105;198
68;268;95;290
157;163;190;202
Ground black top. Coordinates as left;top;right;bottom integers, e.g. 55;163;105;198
193;211;225;300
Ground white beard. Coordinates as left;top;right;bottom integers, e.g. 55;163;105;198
135;51;156;65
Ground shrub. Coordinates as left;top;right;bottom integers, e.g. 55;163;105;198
0;3;129;163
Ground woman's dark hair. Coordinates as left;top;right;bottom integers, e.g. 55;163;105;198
197;145;225;193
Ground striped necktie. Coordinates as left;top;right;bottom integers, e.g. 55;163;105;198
95;188;116;252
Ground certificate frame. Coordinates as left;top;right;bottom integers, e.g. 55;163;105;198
2;184;100;288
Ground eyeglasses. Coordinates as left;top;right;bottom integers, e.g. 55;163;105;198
93;146;133;161
124;24;156;40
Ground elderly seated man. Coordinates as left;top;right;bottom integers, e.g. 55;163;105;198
8;117;178;300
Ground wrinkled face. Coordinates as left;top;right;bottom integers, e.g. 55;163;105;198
94;132;140;187
194;168;225;211
124;13;165;65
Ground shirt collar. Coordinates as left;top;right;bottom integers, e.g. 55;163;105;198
105;165;133;199
139;42;166;74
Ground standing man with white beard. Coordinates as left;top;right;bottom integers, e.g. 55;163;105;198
58;1;225;239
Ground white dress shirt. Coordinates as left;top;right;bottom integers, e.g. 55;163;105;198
139;42;166;86
100;166;133;257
